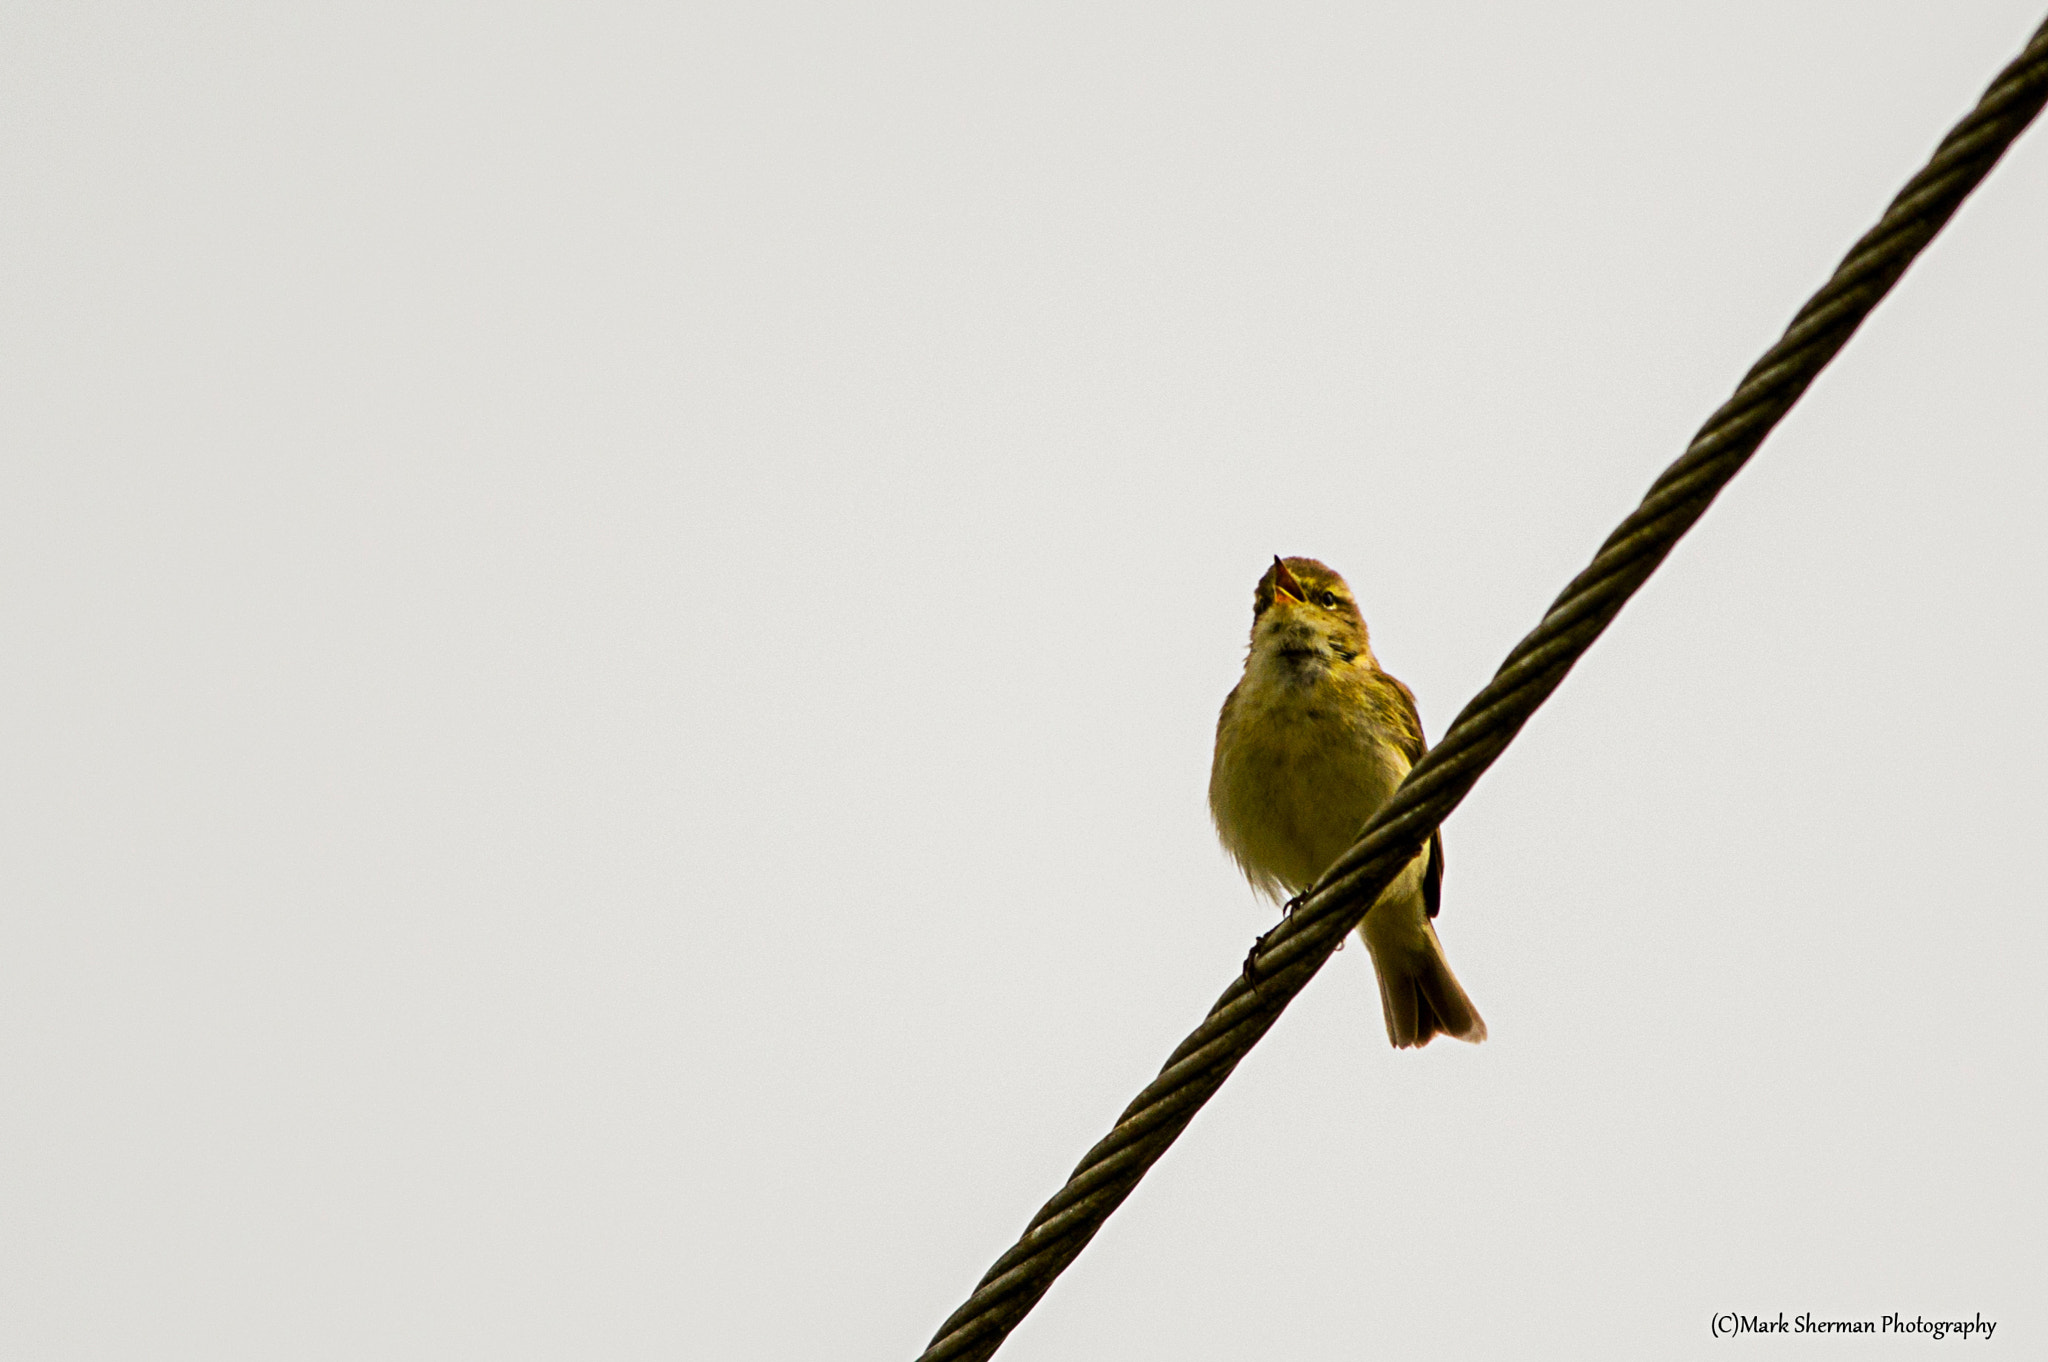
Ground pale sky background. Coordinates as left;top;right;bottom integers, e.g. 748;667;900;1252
4;3;2045;1359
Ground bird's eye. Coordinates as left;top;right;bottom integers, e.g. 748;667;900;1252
1318;590;1340;608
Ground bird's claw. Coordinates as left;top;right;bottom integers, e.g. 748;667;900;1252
1246;892;1327;983
1241;926;1277;985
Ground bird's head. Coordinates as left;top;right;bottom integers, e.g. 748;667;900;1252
1249;555;1372;668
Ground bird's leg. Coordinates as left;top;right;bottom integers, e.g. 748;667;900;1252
1290;892;1350;950
1241;927;1274;984
1244;892;1313;983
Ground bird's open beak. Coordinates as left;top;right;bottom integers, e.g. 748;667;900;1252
1270;555;1306;605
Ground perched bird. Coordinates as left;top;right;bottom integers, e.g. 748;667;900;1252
1210;555;1486;1049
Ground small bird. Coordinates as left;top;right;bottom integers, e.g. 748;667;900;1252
1210;556;1486;1049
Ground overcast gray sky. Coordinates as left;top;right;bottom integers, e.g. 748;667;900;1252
5;3;2045;1358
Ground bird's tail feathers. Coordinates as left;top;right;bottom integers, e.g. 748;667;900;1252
1369;923;1486;1049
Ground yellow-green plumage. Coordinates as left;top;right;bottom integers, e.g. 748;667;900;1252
1210;556;1485;1049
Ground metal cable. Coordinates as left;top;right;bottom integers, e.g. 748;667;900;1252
918;17;2048;1361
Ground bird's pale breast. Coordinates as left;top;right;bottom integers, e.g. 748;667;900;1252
1210;656;1411;902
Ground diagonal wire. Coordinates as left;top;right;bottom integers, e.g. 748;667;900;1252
918;16;2048;1362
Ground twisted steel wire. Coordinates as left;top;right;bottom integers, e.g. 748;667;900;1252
919;17;2048;1361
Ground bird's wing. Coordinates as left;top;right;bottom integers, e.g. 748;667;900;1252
1424;829;1443;919
1381;672;1427;765
1383;672;1444;919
